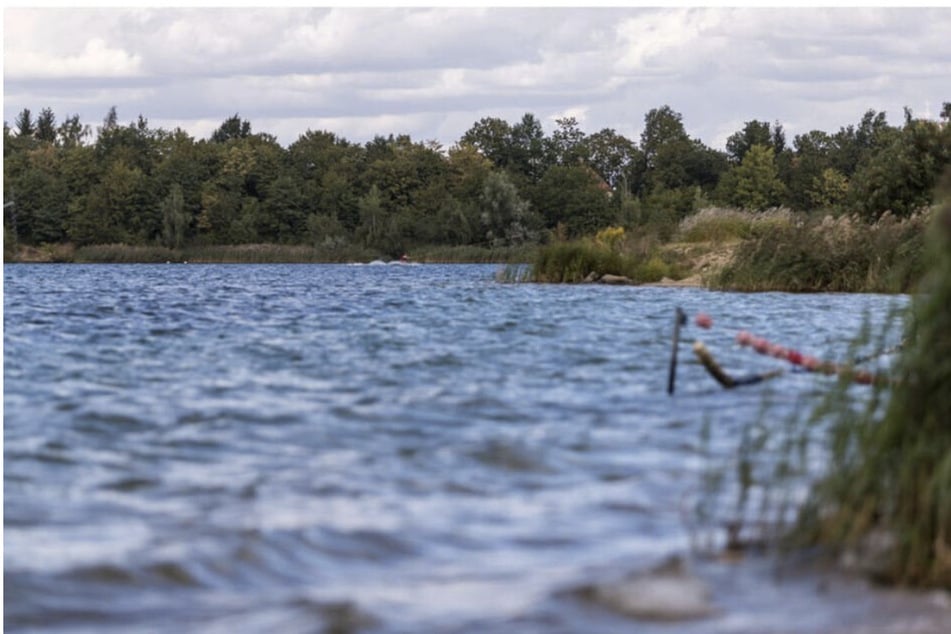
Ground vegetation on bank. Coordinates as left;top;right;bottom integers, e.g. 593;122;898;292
711;210;929;293
5;103;950;281
690;176;951;590
790;175;951;587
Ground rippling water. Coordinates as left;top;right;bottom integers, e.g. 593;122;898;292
4;263;943;633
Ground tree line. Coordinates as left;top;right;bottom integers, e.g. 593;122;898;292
4;103;950;257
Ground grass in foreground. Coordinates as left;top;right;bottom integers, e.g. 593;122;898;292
696;179;951;588
789;183;951;587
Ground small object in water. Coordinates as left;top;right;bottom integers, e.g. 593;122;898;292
695;313;712;329
400;253;409;263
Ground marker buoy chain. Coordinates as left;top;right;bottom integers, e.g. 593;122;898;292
734;331;883;385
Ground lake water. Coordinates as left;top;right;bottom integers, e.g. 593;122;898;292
4;263;947;633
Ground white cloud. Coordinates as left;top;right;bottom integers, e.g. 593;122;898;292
4;7;950;149
6;37;142;80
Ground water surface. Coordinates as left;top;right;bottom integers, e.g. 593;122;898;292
4;263;944;632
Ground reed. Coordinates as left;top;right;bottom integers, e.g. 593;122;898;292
694;176;951;588
411;244;537;263
526;231;686;284
712;211;928;293
677;207;795;243
74;243;177;263
791;179;951;587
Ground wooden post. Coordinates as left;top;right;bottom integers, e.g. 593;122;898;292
667;307;687;395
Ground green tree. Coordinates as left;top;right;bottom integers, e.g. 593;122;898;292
160;183;188;249
850;114;951;219
211;114;252;143
808;167;850;210
461;116;514;169
533;164;614;238
262;174;306;242
585;128;641;191
718;144;785;210
726;120;785;164
479;171;538;246
640;105;688;172
786;130;835;210
549;116;587;166
35;108;57;144
14;108;35;138
509;113;549;183
67;160;145;245
57;114;91;149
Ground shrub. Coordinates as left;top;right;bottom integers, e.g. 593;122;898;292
712;211;928;293
792;173;951;587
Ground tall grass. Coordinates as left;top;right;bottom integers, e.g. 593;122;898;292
789;181;951;587
65;242;382;264
676;207;795;243
694;178;951;588
713;211;928;293
411;244;537;263
527;229;686;284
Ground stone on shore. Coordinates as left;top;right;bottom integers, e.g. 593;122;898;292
571;556;717;621
598;274;634;285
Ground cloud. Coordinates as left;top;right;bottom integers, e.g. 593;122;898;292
6;37;143;80
4;7;950;149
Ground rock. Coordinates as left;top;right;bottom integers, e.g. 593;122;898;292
573;555;717;621
839;528;897;578
598;274;634;285
583;271;601;283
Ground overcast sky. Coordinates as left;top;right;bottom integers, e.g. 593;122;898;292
4;5;950;152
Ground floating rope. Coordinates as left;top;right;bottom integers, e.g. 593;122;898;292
734;331;890;386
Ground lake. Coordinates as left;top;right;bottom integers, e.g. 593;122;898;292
4;263;946;633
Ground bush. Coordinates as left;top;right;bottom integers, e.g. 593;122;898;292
792;173;951;587
712;211;928;293
677;206;796;243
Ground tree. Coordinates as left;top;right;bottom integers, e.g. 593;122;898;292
638;105;724;199
640;105;688;171
446;143;494;201
718;145;785;211
849;115;951;219
57;114;91;148
67;160;144;245
549;116;587;166
726;120;785;164
262;174;306;243
585;128;640;191
808;167;850;210
479;171;538;246
101;106;119;132
211;114;252;143
14;108;35;138
461;116;514;169
533;164;614;238
35;108;57;144
786;130;834;210
160;184;188;249
509;113;549;183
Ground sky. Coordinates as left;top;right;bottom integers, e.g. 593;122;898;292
3;4;950;152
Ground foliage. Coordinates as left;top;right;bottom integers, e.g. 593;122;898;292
527;228;684;284
716;145;786;211
713;211;928;293
788;172;951;587
4;104;949;267
676;206;794;243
